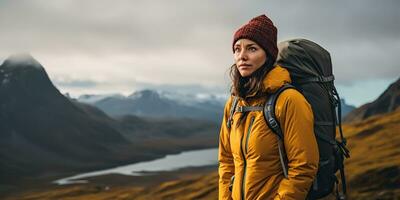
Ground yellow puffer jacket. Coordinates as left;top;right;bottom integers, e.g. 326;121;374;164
218;65;319;200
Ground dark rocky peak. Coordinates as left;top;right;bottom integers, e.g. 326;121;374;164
1;53;44;71
0;53;55;93
372;77;400;113
344;77;400;122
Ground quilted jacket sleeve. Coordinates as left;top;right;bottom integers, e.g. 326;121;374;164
274;89;319;200
218;96;235;200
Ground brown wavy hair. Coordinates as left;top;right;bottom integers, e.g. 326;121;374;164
230;56;275;99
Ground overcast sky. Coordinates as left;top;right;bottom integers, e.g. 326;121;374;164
0;0;399;106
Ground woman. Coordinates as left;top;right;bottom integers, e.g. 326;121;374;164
218;14;319;200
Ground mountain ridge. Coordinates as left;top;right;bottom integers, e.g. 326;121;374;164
344;77;400;122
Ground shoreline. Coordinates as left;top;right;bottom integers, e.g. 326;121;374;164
1;146;218;198
2;165;218;200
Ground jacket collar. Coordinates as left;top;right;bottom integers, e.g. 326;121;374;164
246;65;292;98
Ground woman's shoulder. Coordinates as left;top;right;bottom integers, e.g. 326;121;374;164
276;88;311;108
223;94;244;114
223;95;234;109
274;87;313;123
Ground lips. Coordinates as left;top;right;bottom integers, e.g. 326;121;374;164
239;64;252;70
239;64;251;67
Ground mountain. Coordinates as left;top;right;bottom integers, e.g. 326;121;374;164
76;93;125;104
340;98;356;119
78;90;353;121
344;77;400;122
0;54;221;194
115;115;219;153
88;90;225;122
0;54;139;185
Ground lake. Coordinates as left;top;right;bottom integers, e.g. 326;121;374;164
54;147;218;185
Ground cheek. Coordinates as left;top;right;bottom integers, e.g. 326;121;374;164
253;56;267;69
257;54;267;65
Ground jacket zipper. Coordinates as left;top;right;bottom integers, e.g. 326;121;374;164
241;116;255;200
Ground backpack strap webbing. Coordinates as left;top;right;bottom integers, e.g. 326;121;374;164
235;106;263;113
227;96;239;129
263;84;296;178
333;86;350;158
296;75;335;84
332;86;349;199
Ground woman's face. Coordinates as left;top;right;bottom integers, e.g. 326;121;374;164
233;38;267;77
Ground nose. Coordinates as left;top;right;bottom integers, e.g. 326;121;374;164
237;49;248;61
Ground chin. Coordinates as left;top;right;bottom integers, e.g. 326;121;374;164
239;71;252;77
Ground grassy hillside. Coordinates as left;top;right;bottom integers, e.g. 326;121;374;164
3;167;218;200
4;110;399;200
341;109;400;199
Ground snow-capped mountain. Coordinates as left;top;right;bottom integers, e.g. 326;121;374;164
156;91;226;107
76;89;227;121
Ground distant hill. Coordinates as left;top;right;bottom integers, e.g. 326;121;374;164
77;93;125;104
115;115;219;153
77;89;353;121
76;90;225;122
340;98;356;119
344;77;400;122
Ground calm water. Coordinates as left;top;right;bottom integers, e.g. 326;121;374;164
54;148;218;185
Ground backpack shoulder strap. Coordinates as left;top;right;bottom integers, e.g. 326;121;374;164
227;96;239;129
263;84;296;178
264;84;296;138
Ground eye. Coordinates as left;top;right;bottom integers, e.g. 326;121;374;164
249;47;257;52
233;47;241;53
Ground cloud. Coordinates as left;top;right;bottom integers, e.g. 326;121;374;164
52;76;227;98
52;77;98;88
0;0;399;97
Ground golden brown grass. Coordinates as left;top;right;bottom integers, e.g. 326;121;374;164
341;110;400;199
5;111;400;200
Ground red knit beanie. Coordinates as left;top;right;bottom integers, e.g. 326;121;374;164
233;14;278;62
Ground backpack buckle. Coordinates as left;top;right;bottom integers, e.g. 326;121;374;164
268;118;278;128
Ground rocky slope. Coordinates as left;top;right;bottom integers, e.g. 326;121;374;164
344;77;400;122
